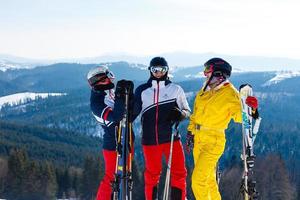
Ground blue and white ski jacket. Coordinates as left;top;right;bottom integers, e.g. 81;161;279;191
90;89;125;150
133;79;191;145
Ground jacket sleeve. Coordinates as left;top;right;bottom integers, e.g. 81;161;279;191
230;92;243;124
176;86;191;119
187;91;200;134
90;90;125;127
131;85;143;121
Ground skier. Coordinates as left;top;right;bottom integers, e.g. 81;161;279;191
133;57;191;200
87;66;133;200
185;58;259;200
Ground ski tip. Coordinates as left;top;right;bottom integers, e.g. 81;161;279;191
239;84;252;91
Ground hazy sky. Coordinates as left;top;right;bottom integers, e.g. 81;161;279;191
1;0;300;59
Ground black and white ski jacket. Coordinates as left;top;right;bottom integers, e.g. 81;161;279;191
90;89;125;150
133;79;191;145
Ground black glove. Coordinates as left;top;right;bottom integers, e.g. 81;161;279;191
115;80;134;122
167;107;185;122
115;80;134;100
185;131;194;154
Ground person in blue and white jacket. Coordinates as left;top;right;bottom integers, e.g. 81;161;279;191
133;57;191;200
87;66;133;200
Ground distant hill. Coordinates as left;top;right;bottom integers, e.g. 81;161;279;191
0;120;102;166
2;52;300;71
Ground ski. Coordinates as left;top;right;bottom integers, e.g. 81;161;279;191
239;84;262;200
112;86;134;200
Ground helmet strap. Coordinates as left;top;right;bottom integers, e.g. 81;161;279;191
203;74;225;92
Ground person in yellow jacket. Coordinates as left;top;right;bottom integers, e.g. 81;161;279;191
185;58;259;200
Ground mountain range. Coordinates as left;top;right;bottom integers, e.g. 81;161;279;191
1;52;300;72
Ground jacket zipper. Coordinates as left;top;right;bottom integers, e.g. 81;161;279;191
155;82;160;145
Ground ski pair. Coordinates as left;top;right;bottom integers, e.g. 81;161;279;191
112;86;134;200
239;84;262;200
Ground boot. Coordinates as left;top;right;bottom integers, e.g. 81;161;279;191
171;186;182;200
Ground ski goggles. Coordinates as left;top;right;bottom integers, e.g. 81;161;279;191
89;71;115;86
149;66;169;74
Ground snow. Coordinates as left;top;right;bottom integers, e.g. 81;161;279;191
254;92;294;101
0;60;35;72
184;72;205;79
0;92;67;109
262;70;300;86
0;61;21;72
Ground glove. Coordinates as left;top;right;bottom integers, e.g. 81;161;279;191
246;96;258;109
115;80;134;100
246;96;259;119
185;131;194;154
167;107;185;122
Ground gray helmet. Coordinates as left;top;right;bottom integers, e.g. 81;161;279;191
87;65;115;90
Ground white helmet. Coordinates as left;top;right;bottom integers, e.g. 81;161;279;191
87;65;115;90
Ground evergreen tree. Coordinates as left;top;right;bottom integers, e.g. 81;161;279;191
5;149;28;200
255;155;296;200
71;170;81;198
23;161;43;200
55;168;65;198
80;155;102;200
132;159;144;200
0;157;8;197
41;162;57;200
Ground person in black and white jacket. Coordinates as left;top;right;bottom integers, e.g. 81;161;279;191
133;57;191;200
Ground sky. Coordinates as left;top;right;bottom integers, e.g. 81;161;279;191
1;0;300;60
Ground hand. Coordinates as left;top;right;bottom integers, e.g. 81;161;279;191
246;96;258;109
185;131;194;154
115;80;134;99
167;107;184;122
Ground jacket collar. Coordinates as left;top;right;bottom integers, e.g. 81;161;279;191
147;78;171;88
204;80;230;92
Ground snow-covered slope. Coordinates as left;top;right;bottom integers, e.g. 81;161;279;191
0;92;67;109
0;61;24;72
262;71;300;86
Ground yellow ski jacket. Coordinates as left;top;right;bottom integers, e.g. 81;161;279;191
187;81;242;134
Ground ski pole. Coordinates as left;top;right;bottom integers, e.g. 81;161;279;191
128;122;133;200
112;122;123;200
162;122;179;200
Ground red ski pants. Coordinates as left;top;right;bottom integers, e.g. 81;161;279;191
143;140;187;200
96;150;117;200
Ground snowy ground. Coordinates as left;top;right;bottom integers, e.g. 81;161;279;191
262;70;300;86
0;92;67;109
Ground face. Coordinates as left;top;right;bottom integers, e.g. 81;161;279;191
152;71;167;78
204;64;213;78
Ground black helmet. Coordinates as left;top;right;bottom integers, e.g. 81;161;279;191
87;65;115;90
204;57;232;78
149;57;168;68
